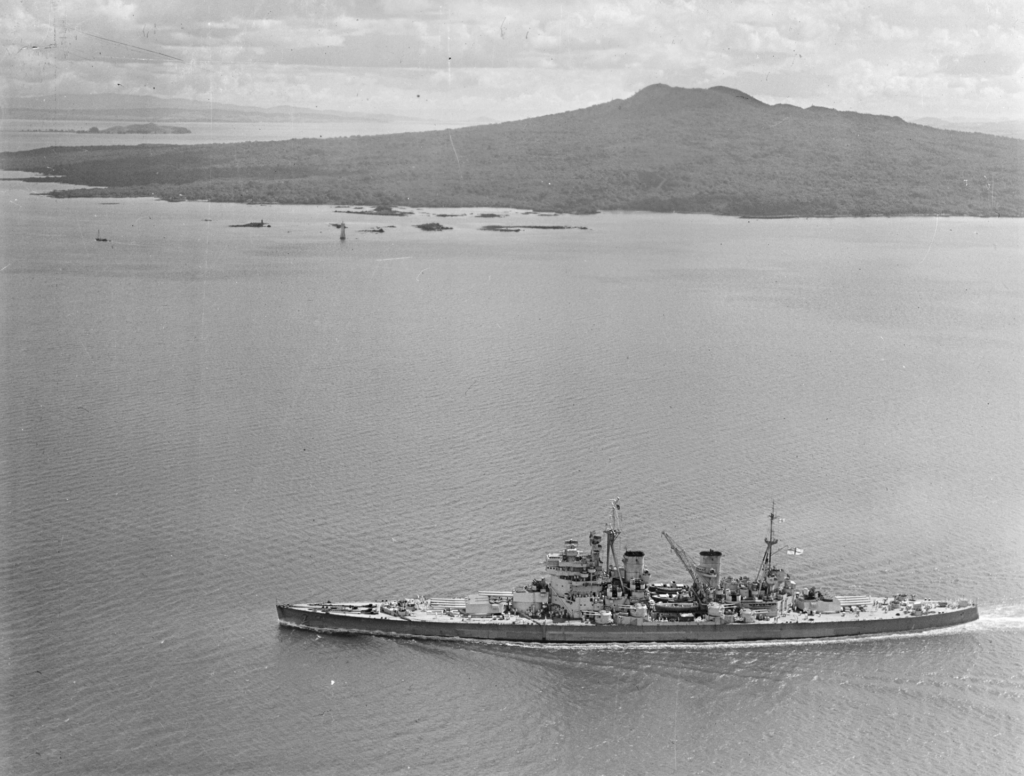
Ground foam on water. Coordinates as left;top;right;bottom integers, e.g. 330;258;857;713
975;604;1024;631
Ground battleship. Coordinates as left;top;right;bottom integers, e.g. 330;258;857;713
276;501;978;643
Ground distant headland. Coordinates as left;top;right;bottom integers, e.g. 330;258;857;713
2;85;1021;217
27;123;191;135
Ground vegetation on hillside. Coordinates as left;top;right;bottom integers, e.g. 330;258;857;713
3;85;1021;217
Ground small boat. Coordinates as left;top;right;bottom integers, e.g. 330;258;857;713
95;230;108;242
277;500;979;644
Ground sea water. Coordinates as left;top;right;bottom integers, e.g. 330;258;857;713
1;168;1021;775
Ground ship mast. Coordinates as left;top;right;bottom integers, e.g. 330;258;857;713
605;499;625;586
754;503;779;588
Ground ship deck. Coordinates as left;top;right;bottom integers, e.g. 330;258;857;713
277;599;978;643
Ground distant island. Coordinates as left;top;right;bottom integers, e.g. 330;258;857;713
6;93;421;125
90;123;191;135
28;123;191;135
2;85;1021;217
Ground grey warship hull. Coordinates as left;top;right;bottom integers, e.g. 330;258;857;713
279;500;979;645
276;601;979;643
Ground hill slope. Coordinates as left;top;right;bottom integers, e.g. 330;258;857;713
3;84;1021;216
910;117;1024;141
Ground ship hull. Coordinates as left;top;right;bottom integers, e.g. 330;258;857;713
277;603;978;644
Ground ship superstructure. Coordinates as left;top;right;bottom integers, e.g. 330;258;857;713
512;500;654;624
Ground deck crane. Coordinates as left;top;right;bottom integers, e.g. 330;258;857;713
661;531;709;604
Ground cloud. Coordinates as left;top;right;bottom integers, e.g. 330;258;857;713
2;0;1022;122
940;52;1023;77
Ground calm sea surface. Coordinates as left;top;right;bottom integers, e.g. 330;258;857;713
1;132;1022;775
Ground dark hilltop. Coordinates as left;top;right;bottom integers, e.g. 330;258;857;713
3;84;1021;217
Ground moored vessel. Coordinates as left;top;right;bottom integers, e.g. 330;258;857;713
277;501;978;643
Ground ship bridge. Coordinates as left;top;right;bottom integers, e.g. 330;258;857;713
545;536;603;580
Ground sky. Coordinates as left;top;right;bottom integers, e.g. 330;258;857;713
2;0;1022;125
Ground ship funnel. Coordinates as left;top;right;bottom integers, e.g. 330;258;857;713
623;550;646;582
696;550;722;587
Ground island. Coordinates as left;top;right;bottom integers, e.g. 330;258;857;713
28;123;191;135
89;123;191;135
480;224;587;231
334;204;411;216
2;85;1021;217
